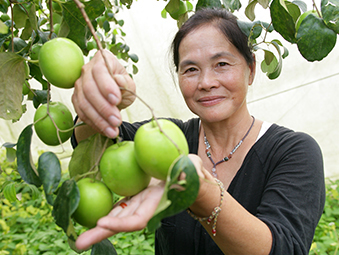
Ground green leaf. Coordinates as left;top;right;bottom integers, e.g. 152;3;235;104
68;133;113;179
0;52;26;120
16;124;42;187
2;142;17;162
268;40;283;79
21;2;38;40
8;37;29;55
3;182;17;202
261;50;277;71
165;0;188;20
245;0;258;21
258;0;270;8
237;20;263;40
12;4;28;29
5;147;16;162
321;0;339;34
161;8;167;18
132;64;138;75
0;0;9;13
285;1;301;23
196;0;222;11
91;239;117;255
272;39;289;58
296;14;337;61
222;0;241;12
129;53;139;63
293;0;307;12
0;20;11;47
62;0;105;49
28;63;48;90
38;152;62;205
52;179;80;236
270;0;297;43
32;90;48;109
147;155;200;232
26;183;41;200
0;20;8;34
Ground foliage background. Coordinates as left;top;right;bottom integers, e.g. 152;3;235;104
0;150;155;255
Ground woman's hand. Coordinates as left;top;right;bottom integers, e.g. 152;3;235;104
75;180;165;251
72;50;136;138
75;155;209;251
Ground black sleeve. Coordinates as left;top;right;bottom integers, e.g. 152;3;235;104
70;117;195;148
257;131;325;255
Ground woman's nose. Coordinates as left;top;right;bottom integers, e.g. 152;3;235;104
197;70;220;91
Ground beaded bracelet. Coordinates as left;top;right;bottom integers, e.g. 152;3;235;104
187;178;225;236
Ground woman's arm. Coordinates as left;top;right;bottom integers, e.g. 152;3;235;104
188;157;273;255
72;50;136;141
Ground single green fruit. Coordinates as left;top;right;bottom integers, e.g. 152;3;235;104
296;10;318;32
22;80;30;95
100;141;151;196
1;14;10;22
39;38;84;89
134;119;189;180
72;178;114;228
33;101;74;146
30;44;42;61
53;23;60;35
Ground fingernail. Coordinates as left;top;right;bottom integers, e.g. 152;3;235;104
105;127;117;138
108;93;118;105
108;115;121;127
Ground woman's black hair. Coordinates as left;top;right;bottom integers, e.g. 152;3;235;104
171;8;254;72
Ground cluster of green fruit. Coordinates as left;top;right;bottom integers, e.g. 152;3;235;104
28;37;190;231
31;38;84;146
73;119;189;229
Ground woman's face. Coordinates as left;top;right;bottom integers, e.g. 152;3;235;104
177;24;255;123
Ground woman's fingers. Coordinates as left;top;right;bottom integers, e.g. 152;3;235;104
72;50;133;138
75;226;116;251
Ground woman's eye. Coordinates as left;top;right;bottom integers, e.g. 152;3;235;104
218;62;228;67
185;67;197;73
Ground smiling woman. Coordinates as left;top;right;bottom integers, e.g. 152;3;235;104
71;7;325;255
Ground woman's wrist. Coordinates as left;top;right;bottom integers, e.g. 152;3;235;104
187;178;225;236
188;176;224;218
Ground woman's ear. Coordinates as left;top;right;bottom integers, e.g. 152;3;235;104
248;54;256;85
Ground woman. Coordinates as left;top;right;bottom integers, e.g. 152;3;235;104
71;8;325;255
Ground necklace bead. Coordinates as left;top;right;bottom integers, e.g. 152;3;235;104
204;116;255;178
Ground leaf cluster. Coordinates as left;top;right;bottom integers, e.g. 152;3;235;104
161;0;339;79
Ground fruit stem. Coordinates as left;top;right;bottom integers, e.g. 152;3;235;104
48;0;54;39
312;1;322;18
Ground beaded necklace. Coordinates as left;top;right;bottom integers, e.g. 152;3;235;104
204;116;255;178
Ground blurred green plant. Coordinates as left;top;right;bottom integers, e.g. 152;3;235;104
0;150;155;255
310;178;339;255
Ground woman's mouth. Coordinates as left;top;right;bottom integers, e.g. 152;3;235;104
197;96;225;107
